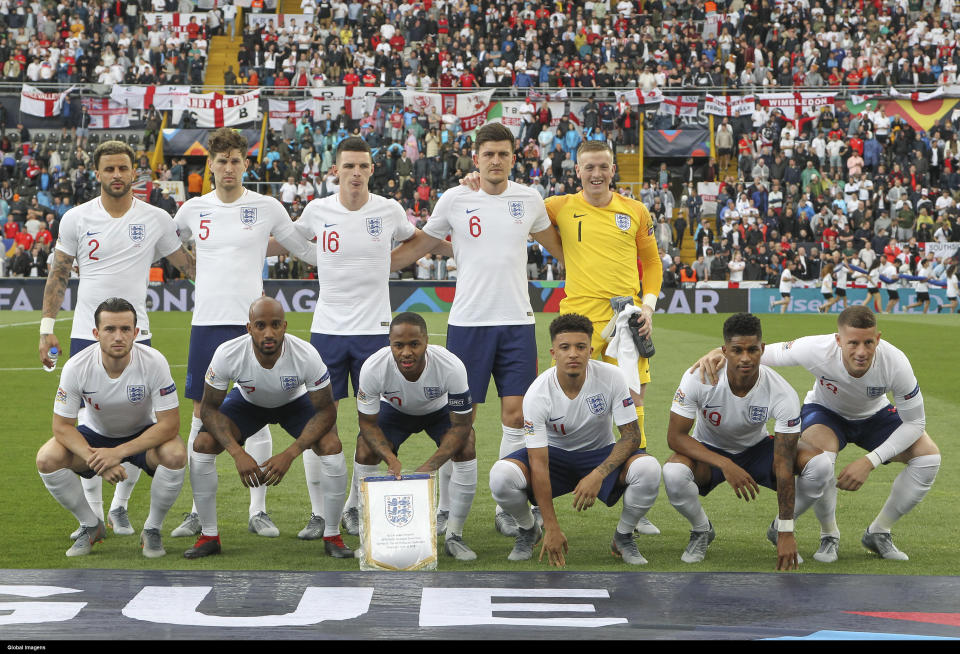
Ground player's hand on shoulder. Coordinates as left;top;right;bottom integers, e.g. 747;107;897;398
233;450;265;488
836;456;874;491
721;461;759;501
572;470;603;511
460;171;481;192
540;527;568;567
689;347;725;385
776;532;800;571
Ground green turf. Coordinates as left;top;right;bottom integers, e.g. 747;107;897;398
2;310;958;574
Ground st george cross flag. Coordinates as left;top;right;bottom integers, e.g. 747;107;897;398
887;86;945;102
658;95;700;117
81;98;131;129
756;92;836;127
312;86;389;121
359;473;437;571
110;85;190;110
20;85;75;117
616;87;664;106
704;94;756;117
267;98;313;130
175;90;261;127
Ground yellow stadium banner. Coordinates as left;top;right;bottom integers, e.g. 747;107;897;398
149;112;167;171
258;112;268;164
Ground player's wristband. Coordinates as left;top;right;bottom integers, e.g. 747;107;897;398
866;451;883;469
40;318;56;335
777;519;795;533
641;294;658;311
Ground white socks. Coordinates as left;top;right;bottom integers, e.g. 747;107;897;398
617;456;661;535
244;426;272;518
663;462;710;532
496;425;527;516
41;469;100;527
344;462;381;511
814;451;840;538
437;460;453;513
187;415;203;514
316;452;348;537
190;451;219;537
489;459;535;529
793;452;834;519
143;465;186;532
444;459;477;537
109;463;142;512
80;476;104;521
870;454;941;534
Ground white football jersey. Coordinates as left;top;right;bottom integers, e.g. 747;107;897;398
204;333;331;408
297;193;415;335
947;273;958;298
356;344;472;416
762;334;923;420
835;263;848;289
820;273;834;295
522;360;637;452
55;198;181;342
670;365;801;454
424;182;551;326
915;264;931;292
881;262;899;291
53;343;179;437
779;268;795;294
175;189;311;326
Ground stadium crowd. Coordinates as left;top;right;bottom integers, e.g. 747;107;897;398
1;0;959;297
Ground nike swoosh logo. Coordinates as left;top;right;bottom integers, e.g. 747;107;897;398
820;377;838;382
383;390;401;395
703;404;722;409
548;415;565;421
237;379;253;384
199;212;213;217
466;208;480;214
81;390;96;395
573;213;586;219
85;231;100;237
324;223;337;228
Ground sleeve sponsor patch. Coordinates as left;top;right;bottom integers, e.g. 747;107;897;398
160;383;177;396
787;417;801;428
447;391;472;410
205;368;217;384
783;340;795;350
357;389;369;402
523;420;535;437
622;397;635;407
55;387;67;404
673;389;685;405
313;371;330;387
903;384;920;400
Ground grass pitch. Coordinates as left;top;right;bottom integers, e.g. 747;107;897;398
1;309;957;574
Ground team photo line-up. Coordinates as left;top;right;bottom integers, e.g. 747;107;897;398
35;124;939;568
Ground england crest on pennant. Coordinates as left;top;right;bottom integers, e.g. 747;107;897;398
127;385;146;404
423;386;443;400
614;213;631;231
281;376;300;391
128;224;145;243
240;207;258;226
748;405;769;424
508;201;525;223
366;216;383;237
586;393;607;415
385;495;414;527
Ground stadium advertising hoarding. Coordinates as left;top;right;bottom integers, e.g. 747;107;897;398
0;281;748;314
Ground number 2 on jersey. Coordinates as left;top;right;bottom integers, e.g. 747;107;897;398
88;239;100;260
321;230;340;253
469;215;481;238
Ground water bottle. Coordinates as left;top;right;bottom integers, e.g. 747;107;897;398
44;347;59;373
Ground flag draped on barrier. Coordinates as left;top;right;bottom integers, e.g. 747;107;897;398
20;85;74;117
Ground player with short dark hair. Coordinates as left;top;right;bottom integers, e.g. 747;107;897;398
489;314;661;566
38;139;195;540
665;313;832;569
694;305;941;562
183;298;345;559
354;312;477;560
37;298;186;558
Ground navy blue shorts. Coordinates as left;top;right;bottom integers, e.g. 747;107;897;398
699;437;777;496
835;288;847;297
446;324;537;403
205;388;317;444
76;424;154;479
185;325;247;401
505;443;643;507
70;337;151;357
801;402;902;456
377;401;451;452
310;333;388;401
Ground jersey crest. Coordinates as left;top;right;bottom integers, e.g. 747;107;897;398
366;216;383;237
385;494;414;527
866;386;887;398
128;223;146;243
127;385;146;404
614;213;631;231
748;405;768;424
509;201;525;223
240;207;258;226
281;376;300;391
423;386;443;400
586;393;607;415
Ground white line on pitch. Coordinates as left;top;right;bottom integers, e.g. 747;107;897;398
0;317;72;329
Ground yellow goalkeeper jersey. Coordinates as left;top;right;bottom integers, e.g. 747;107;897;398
545;191;663;322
